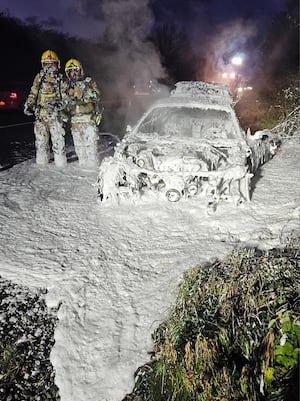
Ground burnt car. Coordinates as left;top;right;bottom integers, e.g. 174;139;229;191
97;81;279;212
0;83;27;111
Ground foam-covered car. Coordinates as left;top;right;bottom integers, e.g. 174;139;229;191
97;81;279;211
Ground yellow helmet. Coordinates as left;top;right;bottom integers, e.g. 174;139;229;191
65;59;84;78
41;50;60;68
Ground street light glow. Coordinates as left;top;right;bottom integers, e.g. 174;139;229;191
231;55;243;66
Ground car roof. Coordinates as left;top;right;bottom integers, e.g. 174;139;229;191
146;95;232;110
171;81;234;106
143;81;235;111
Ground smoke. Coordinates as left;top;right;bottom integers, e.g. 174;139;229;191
200;20;258;82
61;0;167;131
97;0;167;129
101;0;164;89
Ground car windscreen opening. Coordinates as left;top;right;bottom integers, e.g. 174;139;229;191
137;107;236;140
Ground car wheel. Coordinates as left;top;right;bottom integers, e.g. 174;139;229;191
166;189;181;202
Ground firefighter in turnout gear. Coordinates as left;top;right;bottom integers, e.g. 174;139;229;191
64;58;102;168
24;50;67;168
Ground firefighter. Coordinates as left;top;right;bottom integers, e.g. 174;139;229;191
24;50;67;168
64;59;102;168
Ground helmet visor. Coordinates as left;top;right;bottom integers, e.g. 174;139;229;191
68;68;81;79
42;61;58;71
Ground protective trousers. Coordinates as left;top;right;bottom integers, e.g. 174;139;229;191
34;119;67;168
71;122;99;168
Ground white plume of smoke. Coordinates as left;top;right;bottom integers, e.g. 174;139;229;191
201;20;258;82
101;0;165;95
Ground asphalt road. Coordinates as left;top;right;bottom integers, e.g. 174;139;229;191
0;111;83;170
0;110;121;171
0;110;35;170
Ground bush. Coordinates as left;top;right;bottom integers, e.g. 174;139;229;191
235;72;300;135
123;242;300;401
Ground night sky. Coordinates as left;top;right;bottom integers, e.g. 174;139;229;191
0;0;293;90
1;0;287;41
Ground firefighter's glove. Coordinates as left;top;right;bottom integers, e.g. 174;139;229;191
72;86;83;99
24;102;34;116
93;113;102;126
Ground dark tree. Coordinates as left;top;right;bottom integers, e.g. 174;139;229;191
150;23;198;83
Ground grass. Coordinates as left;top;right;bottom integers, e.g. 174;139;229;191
123;241;300;401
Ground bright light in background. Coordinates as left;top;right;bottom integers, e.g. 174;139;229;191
231;55;244;66
221;72;236;80
237;86;253;93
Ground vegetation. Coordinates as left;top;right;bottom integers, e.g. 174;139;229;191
236;0;299;132
0;278;59;401
150;23;196;83
235;77;300;135
123;242;300;401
